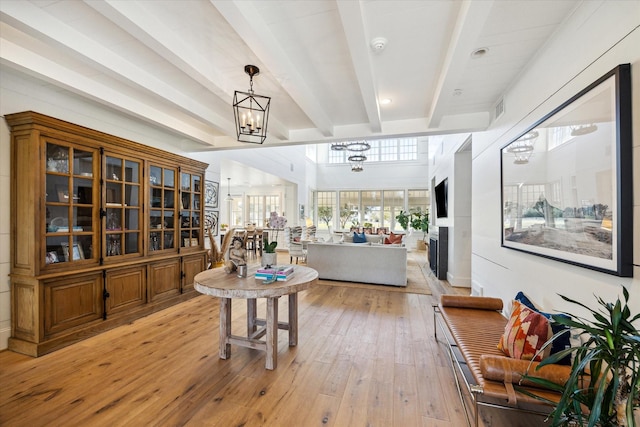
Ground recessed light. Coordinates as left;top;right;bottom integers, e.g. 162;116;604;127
471;47;489;58
380;98;392;105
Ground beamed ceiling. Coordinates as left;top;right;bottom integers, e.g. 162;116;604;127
0;0;579;151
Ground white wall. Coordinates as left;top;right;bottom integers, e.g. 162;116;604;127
450;147;472;287
428;133;472;287
470;1;640;316
194;145;310;226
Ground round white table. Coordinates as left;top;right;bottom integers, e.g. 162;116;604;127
194;265;318;370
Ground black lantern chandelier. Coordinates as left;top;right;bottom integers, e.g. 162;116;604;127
233;65;270;144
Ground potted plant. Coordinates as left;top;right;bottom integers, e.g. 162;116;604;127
262;212;286;266
410;210;429;250
395;210;410;231
523;286;640;426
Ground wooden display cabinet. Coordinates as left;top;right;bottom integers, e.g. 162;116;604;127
7;112;209;356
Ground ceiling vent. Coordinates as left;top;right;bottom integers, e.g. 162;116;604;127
494;97;505;121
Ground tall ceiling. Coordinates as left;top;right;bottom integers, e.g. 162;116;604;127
1;0;579;151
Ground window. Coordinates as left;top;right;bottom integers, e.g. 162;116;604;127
378;140;396;161
325;137;417;164
328;149;345;164
229;197;243;227
312;189;429;232
383;190;405;231
408;190;429;214
503;183;547;231
547;126;572;150
316;191;336;230
247;195;264;226
339;191;360;229
399;139;417;160
361;191;382;228
247;195;281;227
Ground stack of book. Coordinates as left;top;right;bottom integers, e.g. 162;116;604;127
255;265;294;282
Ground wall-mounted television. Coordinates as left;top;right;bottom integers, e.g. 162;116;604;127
435;178;448;218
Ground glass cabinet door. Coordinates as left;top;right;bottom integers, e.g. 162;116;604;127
105;155;142;258
149;165;177;252
180;172;202;249
45;141;96;266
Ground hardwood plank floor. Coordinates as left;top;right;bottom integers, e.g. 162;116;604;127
0;251;547;426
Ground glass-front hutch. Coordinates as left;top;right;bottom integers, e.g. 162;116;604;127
7;112;208;357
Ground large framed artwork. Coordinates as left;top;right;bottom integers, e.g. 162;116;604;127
501;64;633;277
204;209;218;236
205;180;218;208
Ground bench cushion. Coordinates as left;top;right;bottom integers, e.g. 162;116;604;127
438;295;571;407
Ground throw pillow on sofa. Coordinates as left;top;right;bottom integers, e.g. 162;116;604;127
384;232;403;244
365;234;383;244
498;300;552;361
342;232;354;243
353;231;367;243
514;292;572;365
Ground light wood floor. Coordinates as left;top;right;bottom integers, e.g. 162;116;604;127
0;251;547;426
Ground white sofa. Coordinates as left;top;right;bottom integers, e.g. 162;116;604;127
306;242;407;286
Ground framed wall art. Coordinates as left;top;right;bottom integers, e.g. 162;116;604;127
500;64;632;277
204;209;219;236
205;180;218;208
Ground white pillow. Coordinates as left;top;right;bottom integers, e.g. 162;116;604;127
365;234;382;244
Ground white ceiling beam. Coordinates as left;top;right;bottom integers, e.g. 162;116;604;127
336;0;382;133
0;39;218;145
212;0;335;137
1;0;234;140
427;0;494;127
84;0;290;142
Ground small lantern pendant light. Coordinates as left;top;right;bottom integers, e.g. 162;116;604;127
233;65;270;144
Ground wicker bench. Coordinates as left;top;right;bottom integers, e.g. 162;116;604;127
433;295;572;426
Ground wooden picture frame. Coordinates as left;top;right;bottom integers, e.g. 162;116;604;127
57;186;70;203
61;242;85;262
500;64;633;277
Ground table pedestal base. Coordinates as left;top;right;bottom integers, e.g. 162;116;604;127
219;294;298;370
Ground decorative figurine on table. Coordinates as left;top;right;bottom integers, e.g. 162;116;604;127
224;236;247;274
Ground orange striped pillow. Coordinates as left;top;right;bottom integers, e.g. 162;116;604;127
498;300;552;361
